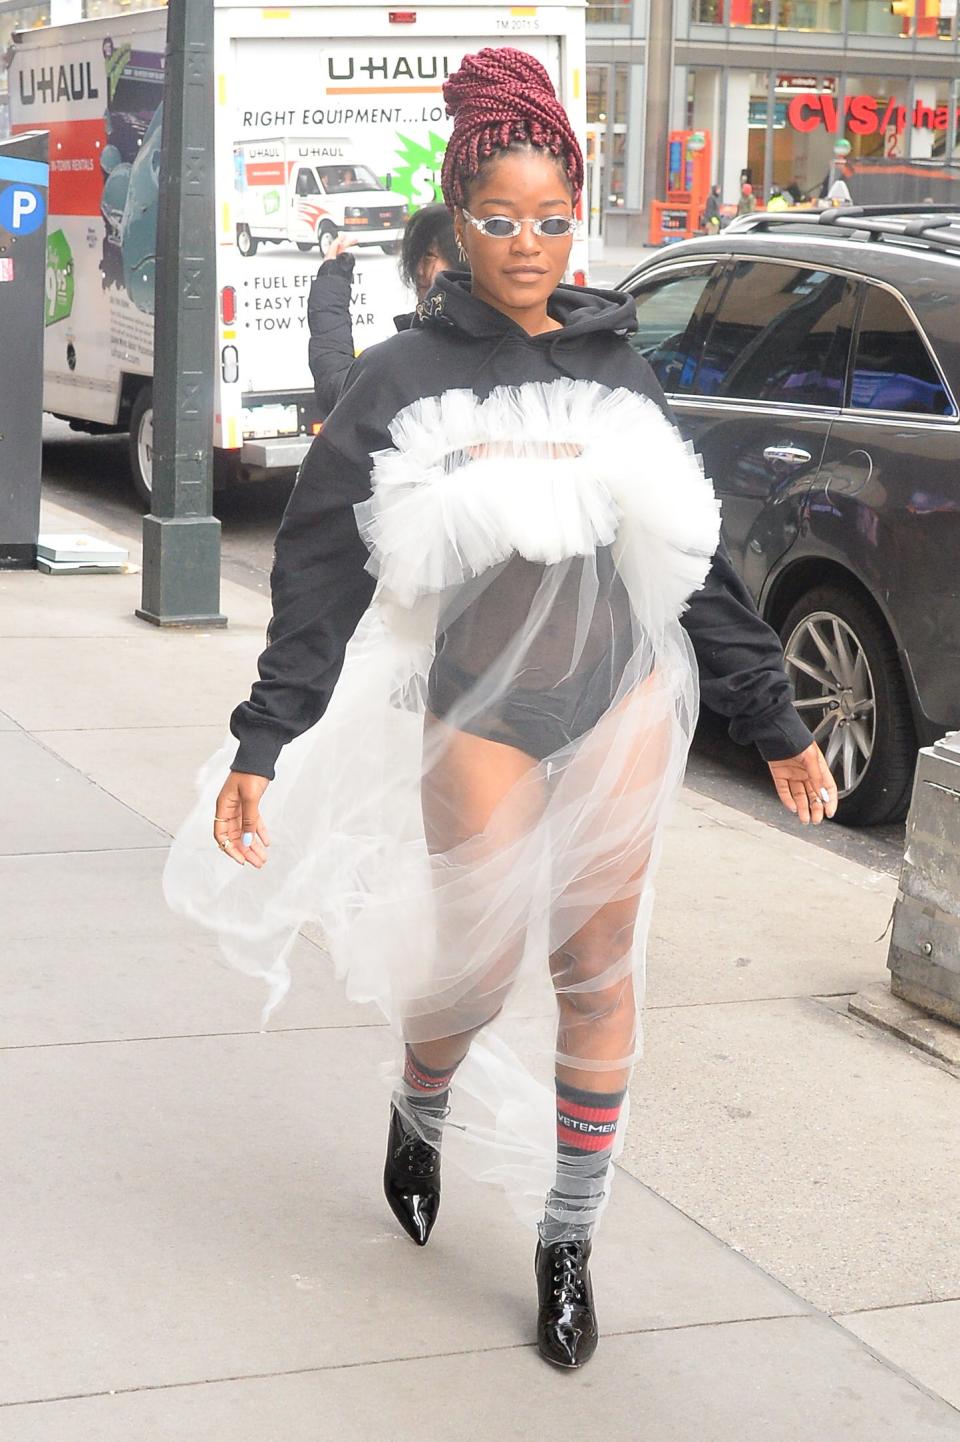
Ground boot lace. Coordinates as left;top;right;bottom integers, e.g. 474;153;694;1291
549;1242;588;1304
397;1133;439;1178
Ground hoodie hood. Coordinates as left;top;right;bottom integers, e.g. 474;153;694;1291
412;270;637;345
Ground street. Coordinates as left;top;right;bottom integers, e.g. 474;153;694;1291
41;414;906;877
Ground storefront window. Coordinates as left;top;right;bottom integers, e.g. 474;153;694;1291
847;0;906;36
585;63;630;232
778;0;843;29
692;0;842;25
690;0;724;20
585;0;631;23
768;75;839;198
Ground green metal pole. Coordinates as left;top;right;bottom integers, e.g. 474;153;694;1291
137;0;226;628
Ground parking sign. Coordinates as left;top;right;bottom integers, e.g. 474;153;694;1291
0;155;49;237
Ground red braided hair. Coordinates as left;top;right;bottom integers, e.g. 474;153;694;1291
441;48;583;210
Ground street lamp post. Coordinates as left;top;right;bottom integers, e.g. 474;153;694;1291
137;0;226;628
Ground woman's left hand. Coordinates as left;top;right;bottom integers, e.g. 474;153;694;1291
768;743;838;826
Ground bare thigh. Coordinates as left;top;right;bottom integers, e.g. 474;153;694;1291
410;713;545;1060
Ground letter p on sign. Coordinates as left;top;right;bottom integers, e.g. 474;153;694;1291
0;183;46;236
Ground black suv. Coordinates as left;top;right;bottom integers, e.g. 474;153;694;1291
619;206;960;825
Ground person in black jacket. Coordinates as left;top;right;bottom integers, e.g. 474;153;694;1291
167;47;837;1372
307;203;459;416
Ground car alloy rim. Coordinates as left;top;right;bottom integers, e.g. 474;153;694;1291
784;610;876;797
138;408;154;494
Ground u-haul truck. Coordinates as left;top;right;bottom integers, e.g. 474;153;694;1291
7;2;588;505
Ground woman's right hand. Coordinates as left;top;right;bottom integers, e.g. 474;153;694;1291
212;772;272;867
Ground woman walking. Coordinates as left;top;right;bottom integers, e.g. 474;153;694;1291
166;47;836;1370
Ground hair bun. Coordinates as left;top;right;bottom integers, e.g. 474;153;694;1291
443;47;557;120
441;47;583;209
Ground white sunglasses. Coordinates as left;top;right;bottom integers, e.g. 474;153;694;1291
461;209;579;239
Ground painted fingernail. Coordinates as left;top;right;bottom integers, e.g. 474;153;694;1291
242;832;253;847
819;788;830;803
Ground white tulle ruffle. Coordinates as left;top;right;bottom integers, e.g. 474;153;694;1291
357;379;721;633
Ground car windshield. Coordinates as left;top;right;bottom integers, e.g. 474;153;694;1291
316;165;382;194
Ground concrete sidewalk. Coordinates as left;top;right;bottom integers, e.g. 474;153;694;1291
2;497;959;1440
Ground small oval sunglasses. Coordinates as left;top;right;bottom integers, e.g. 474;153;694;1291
461;210;580;239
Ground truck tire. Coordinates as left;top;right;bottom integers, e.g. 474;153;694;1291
382;239;402;256
296;241;315;252
237;224;258;257
779;584;917;825
317;222;338;258
128;384;155;510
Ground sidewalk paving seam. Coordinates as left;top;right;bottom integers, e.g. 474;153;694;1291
14;726;174;839
0;1313;847;1411
0;1022;390;1052
2;845;170;859
838;1295;960;1316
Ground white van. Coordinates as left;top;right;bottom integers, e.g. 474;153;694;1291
7;2;589;504
235;138;407;259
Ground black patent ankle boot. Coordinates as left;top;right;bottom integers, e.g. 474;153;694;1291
535;1237;599;1368
383;1101;442;1247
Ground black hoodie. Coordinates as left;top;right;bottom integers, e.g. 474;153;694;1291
231;273;812;778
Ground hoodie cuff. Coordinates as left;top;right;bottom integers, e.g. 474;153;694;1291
321;250;356;279
732;703;815;762
229;732;281;782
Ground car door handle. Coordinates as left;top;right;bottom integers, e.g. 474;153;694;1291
763;445;812;468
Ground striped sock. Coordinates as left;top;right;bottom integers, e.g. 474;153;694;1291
541;1077;627;1243
401;1045;458;1118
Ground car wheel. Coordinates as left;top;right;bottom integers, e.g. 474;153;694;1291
381;239;402;256
237;224;257;257
780;585;916;825
317;222;338;258
128;384;154;510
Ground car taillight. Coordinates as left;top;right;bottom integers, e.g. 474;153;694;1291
573;269;587;287
220;286;237;326
389;9;417;20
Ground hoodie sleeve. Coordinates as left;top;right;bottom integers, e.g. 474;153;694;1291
307;252;358;416
229;432;375;779
623;351;813;761
681;537;814;760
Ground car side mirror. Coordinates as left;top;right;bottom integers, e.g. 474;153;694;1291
384;173;392;191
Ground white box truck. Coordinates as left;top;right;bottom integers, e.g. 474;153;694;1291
6;2;588;504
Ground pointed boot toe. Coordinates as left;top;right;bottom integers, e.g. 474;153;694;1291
535;1238;599;1369
383;1102;442;1247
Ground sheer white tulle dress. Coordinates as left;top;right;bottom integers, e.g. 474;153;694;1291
165;378;721;1231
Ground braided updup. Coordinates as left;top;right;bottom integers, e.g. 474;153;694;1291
441;48;583;210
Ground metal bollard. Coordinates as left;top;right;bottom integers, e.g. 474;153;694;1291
888;733;960;1028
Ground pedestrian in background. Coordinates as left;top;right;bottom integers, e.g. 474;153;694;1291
167;46;837;1373
766;185;789;212
308;204;459;416
703;182;722;232
736;181;756;215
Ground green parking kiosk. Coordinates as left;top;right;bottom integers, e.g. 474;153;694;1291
0;131;49;569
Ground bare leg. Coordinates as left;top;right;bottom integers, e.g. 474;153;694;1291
413;712;543;1073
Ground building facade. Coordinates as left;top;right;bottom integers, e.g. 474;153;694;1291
587;0;960;235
